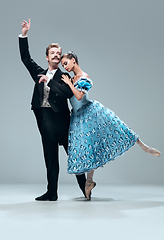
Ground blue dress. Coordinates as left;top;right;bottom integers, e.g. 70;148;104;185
67;76;139;175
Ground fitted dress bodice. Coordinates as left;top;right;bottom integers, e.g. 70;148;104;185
70;94;92;112
69;77;93;112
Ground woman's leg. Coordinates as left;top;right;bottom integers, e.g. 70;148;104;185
136;139;160;157
85;169;96;200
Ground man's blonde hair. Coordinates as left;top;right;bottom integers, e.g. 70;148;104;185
46;43;62;56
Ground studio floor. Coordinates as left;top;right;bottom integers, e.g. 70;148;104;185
0;183;164;240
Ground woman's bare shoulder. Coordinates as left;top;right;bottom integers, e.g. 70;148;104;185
82;71;90;78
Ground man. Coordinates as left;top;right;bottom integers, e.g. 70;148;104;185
19;19;86;201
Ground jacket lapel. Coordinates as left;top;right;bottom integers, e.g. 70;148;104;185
53;68;62;82
37;69;48;97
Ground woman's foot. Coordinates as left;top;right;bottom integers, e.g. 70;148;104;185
142;146;160;157
85;181;96;201
137;139;161;157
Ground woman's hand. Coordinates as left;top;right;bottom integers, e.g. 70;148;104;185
61;74;85;101
38;75;49;83
61;74;71;85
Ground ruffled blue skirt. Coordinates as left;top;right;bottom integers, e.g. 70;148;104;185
67;100;139;175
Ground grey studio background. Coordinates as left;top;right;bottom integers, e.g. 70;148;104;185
0;0;163;186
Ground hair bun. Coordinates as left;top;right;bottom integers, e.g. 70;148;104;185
67;51;76;58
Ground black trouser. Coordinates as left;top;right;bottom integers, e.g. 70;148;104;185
33;107;86;198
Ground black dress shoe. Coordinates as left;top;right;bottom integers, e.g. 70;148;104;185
35;192;58;201
49;196;58;201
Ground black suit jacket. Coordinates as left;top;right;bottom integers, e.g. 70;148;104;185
19;37;73;112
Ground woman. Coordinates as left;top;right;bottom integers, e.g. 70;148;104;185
61;51;160;200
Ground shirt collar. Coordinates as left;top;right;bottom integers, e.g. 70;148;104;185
48;69;57;76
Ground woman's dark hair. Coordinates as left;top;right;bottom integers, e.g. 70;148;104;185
61;51;79;65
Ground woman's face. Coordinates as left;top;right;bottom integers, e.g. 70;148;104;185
61;57;75;72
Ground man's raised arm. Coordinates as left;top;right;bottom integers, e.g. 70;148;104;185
19;19;44;82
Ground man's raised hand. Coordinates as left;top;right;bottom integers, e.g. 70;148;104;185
21;19;31;36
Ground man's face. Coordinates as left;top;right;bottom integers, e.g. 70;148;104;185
46;47;61;65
